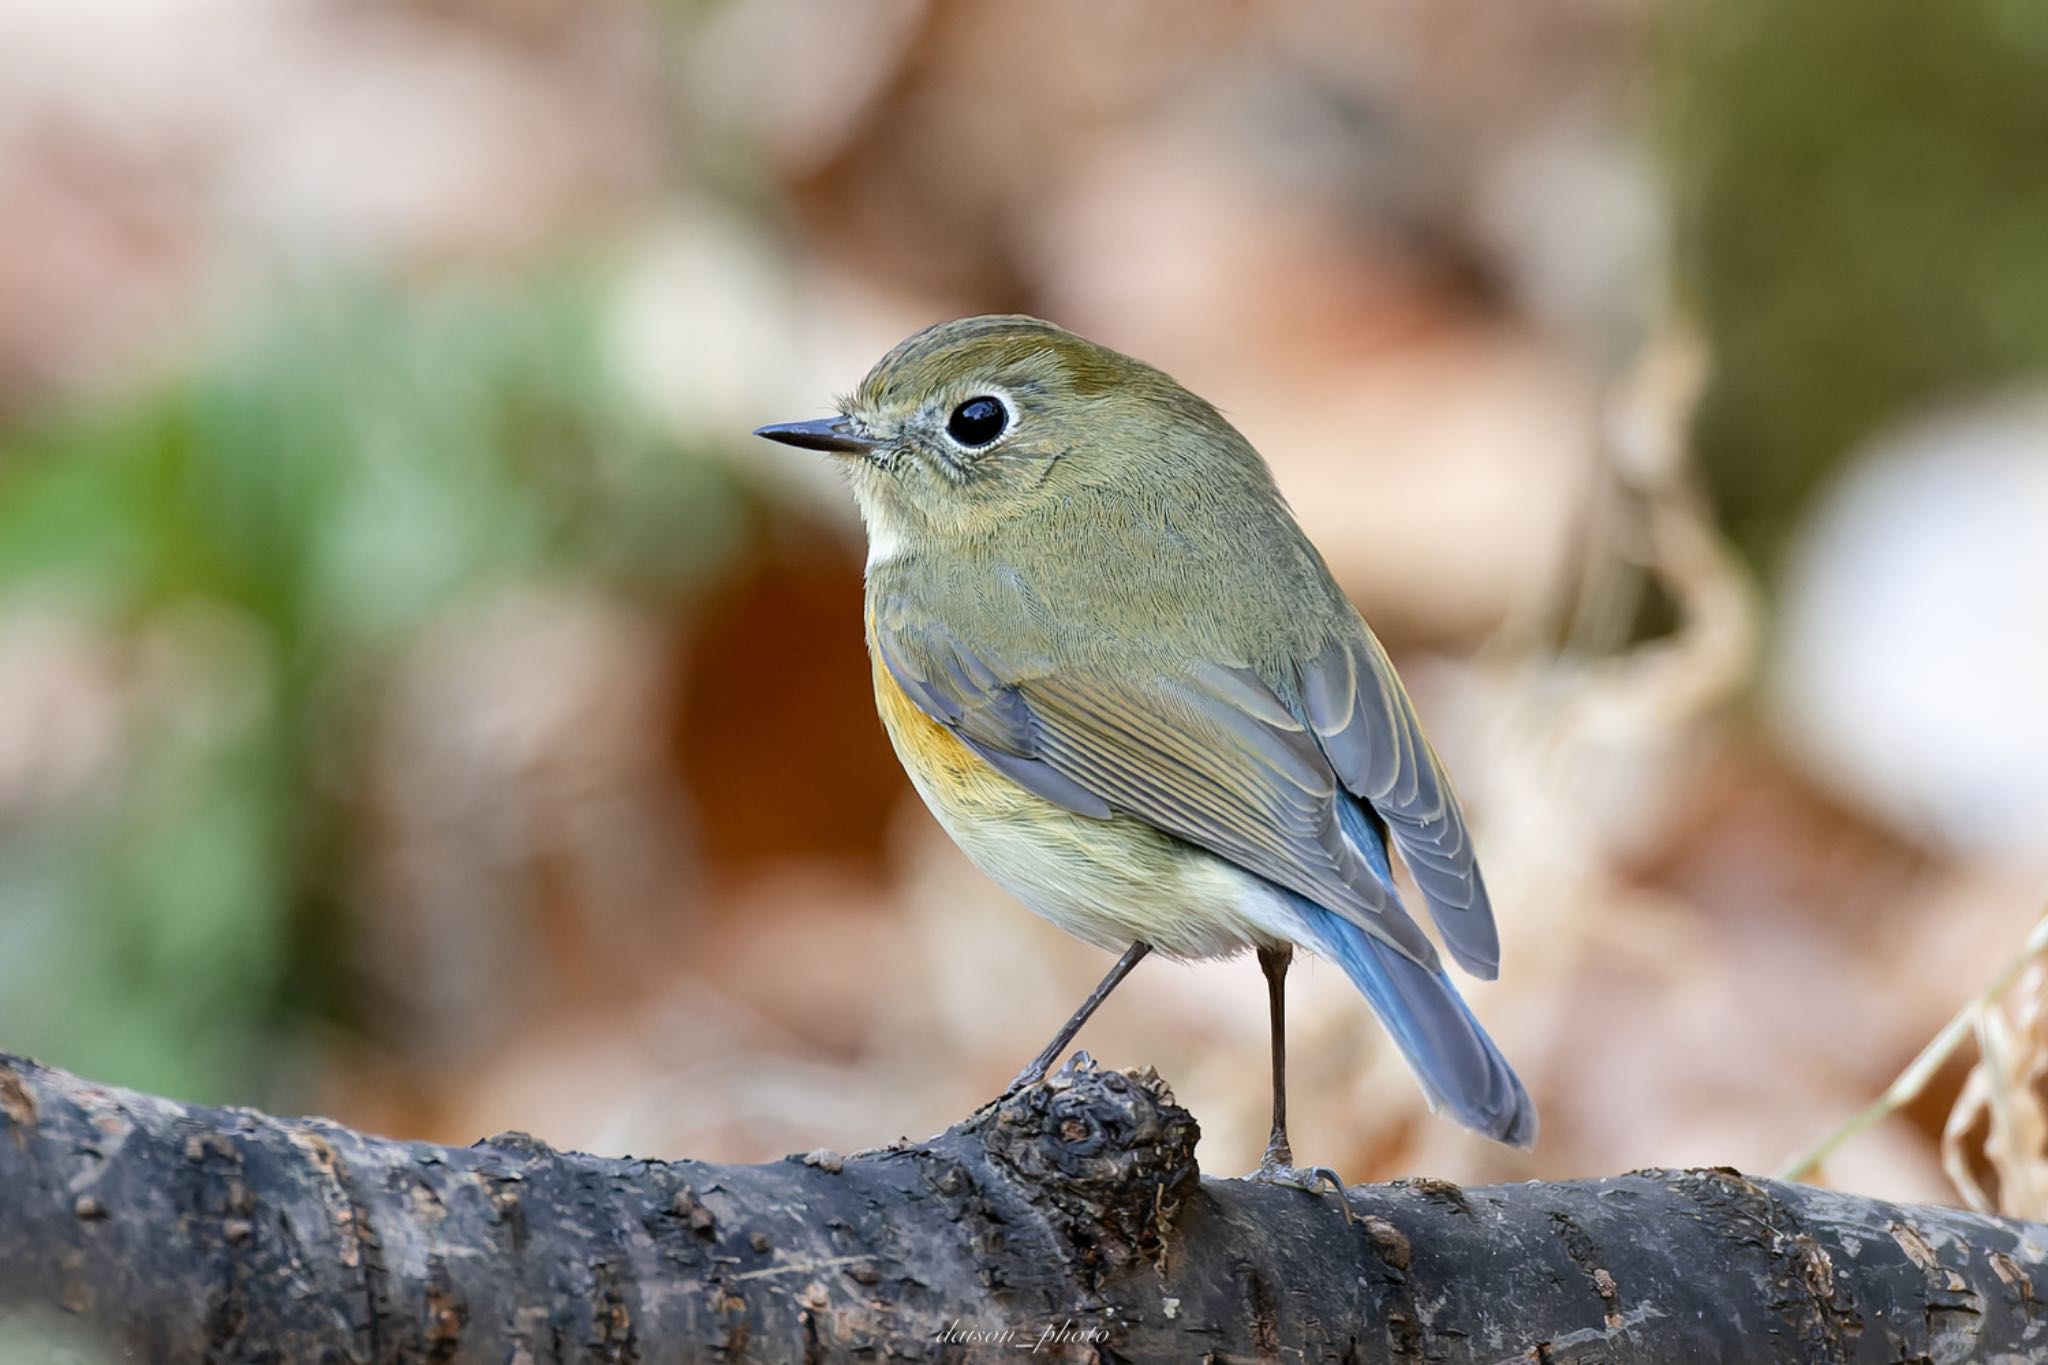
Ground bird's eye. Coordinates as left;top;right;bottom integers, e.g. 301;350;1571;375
945;395;1009;448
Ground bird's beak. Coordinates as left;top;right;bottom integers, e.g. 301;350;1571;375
752;416;882;457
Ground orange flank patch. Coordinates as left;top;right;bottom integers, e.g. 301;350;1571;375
866;615;1000;806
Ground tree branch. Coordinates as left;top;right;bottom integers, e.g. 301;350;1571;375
1;1050;2043;1362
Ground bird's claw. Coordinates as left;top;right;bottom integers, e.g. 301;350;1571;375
982;1050;1092;1117
1245;1160;1355;1225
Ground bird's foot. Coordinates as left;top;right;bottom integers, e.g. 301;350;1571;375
980;1050;1090;1116
1244;1152;1354;1225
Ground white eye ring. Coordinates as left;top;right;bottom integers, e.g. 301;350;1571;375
943;392;1012;450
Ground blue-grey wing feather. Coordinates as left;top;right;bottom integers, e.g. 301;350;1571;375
1297;634;1500;979
872;597;1444;970
871;613;1112;817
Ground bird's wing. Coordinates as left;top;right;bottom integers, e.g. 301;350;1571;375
872;596;1444;970
1296;633;1499;978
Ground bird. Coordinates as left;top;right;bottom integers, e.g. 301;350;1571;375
754;315;1535;1184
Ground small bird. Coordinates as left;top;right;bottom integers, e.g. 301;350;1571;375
756;316;1535;1181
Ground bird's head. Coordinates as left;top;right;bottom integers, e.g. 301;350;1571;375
755;315;1257;555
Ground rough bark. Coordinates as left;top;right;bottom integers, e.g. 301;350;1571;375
1;1050;2043;1364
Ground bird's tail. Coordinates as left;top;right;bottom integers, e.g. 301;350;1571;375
1293;897;1537;1148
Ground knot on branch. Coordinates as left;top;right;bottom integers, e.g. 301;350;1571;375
977;1054;1199;1280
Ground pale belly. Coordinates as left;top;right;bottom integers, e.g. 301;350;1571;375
871;649;1303;960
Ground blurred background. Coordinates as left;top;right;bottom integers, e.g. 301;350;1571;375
1;0;2046;1216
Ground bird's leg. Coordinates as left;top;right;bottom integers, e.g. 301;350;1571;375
1248;943;1352;1222
1258;943;1296;1169
1005;941;1152;1094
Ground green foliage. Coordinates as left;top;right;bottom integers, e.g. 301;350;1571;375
0;274;745;1101
1667;0;2048;575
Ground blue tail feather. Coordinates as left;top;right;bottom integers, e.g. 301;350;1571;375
1290;893;1537;1148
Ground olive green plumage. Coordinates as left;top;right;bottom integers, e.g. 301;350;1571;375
759;314;1535;1148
